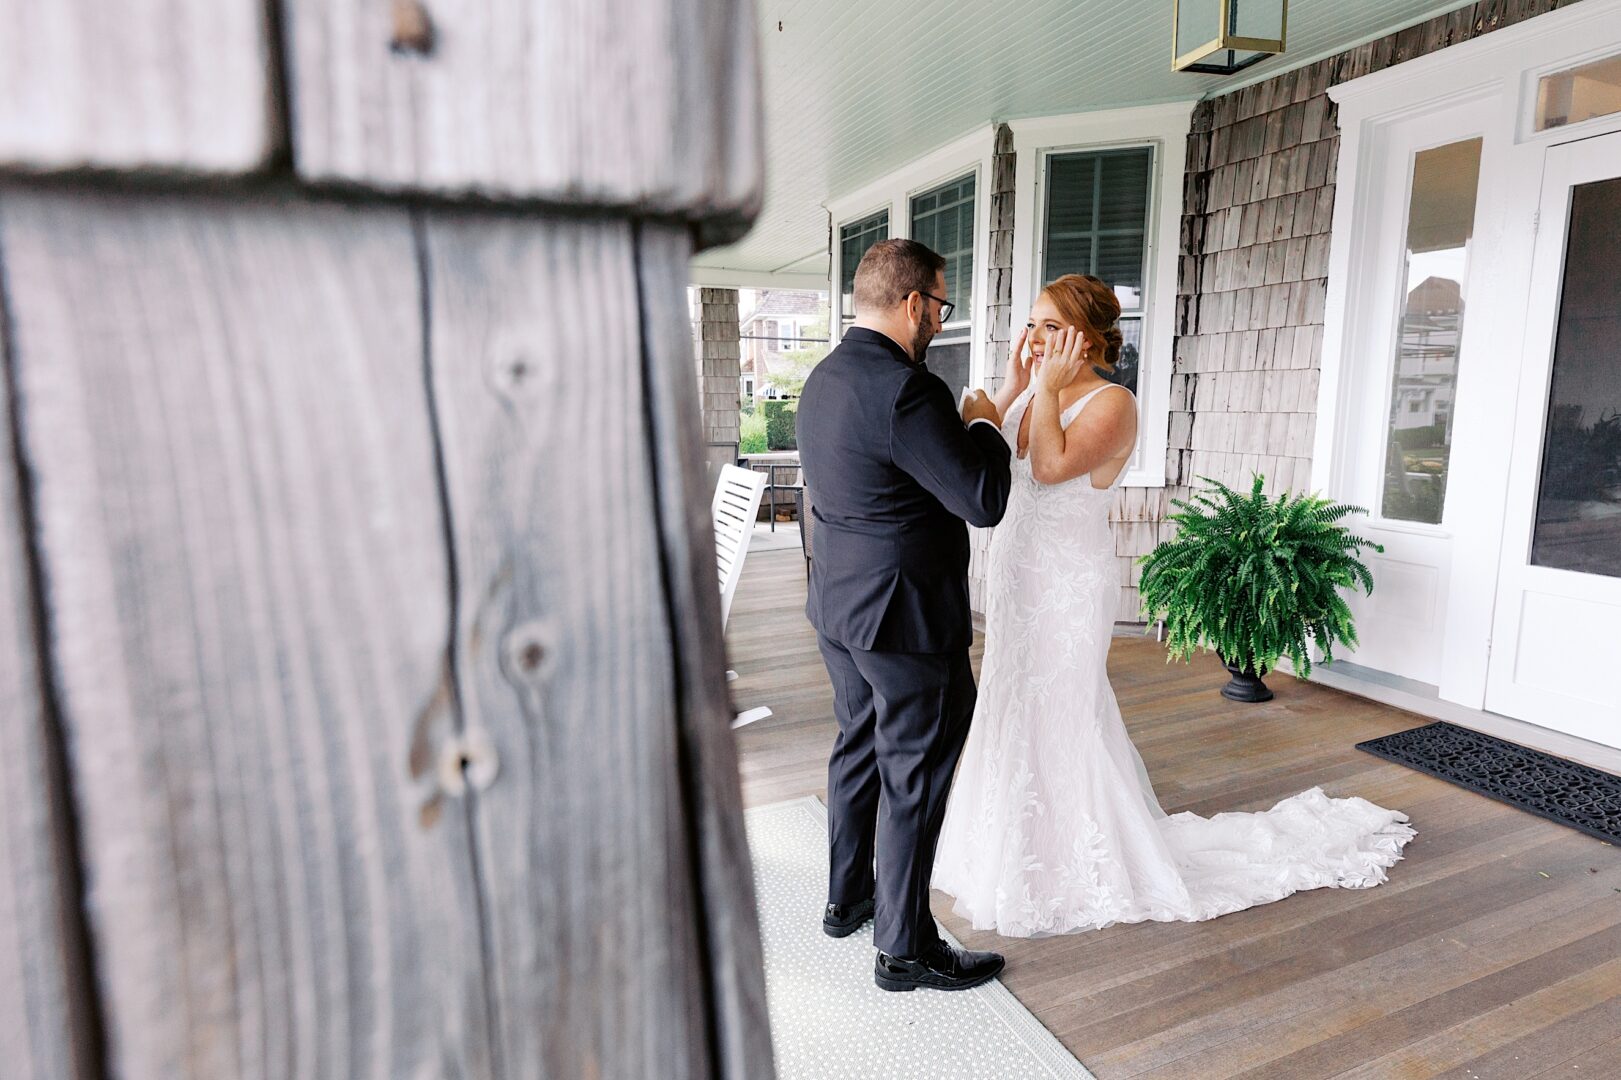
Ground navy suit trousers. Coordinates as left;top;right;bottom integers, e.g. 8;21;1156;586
816;632;977;958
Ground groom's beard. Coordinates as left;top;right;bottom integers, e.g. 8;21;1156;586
910;322;936;363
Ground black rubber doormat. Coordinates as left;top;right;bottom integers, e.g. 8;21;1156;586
1357;721;1621;845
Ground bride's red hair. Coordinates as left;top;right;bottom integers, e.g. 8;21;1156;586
1040;275;1124;370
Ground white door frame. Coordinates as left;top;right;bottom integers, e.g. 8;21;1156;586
1316;0;1621;717
1483;130;1621;743
1316;93;1502;688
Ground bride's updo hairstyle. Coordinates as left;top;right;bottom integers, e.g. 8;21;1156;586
1040;274;1124;371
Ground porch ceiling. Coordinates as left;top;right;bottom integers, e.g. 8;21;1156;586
692;0;1476;287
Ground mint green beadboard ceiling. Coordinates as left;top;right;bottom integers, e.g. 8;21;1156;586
692;0;1476;284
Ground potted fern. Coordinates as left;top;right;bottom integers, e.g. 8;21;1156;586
1137;476;1381;702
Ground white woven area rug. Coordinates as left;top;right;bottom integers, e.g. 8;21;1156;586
746;796;1097;1080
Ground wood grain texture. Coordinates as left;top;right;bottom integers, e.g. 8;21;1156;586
282;0;763;239
419;211;773;1079
729;546;1621;1080
635;223;776;1079
0;261;93;1080
0;188;491;1080
0;0;276;173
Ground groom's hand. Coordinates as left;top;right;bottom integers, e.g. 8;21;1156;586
961;389;999;427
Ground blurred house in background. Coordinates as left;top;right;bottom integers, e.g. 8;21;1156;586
739;289;829;403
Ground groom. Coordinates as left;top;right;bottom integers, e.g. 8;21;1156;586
796;239;1013;992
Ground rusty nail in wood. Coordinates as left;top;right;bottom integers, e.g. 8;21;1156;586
437;731;499;795
391;0;436;55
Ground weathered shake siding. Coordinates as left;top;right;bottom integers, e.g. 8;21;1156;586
964;0;1589;624
965;122;1173;624
969;124;1017;616
698;287;743;477
1141;0;1590;623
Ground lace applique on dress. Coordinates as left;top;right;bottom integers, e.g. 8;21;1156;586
932;385;1414;937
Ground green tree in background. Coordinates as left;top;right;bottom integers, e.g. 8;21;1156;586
740;408;767;454
764;401;797;451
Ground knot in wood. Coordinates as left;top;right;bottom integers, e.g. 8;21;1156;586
488;340;547;399
438;729;499;796
390;0;436;56
503;619;558;684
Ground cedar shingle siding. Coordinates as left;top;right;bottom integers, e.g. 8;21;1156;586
970;124;1019;616
931;1;1584;624
1131;0;1587;623
699;287;742;475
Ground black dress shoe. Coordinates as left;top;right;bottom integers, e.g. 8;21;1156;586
874;941;1005;992
822;898;876;938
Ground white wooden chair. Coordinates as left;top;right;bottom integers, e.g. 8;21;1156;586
713;464;772;728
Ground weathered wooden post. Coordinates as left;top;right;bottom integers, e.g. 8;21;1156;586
0;2;773;1078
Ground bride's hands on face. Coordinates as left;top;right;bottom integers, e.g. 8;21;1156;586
1003;327;1032;394
1035;326;1089;394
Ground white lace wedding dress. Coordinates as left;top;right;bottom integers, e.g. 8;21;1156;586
932;383;1415;938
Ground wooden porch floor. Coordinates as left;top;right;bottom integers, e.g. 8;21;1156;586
726;548;1621;1080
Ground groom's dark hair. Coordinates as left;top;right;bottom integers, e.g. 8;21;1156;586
852;239;946;315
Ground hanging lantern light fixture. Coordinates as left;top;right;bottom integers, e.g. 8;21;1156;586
1173;0;1288;75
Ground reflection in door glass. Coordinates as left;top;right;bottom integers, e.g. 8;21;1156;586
1530;177;1621;579
1380;139;1483;524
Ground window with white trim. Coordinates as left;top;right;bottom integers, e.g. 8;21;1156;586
909;172;977;407
838;210;889;329
1012;104;1193;488
1039;146;1152;394
826;126;998;398
1535;50;1621;132
910;173;976;327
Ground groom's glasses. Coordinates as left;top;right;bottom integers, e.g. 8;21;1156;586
919;291;955;324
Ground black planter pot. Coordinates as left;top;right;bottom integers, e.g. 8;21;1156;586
1218;654;1274;703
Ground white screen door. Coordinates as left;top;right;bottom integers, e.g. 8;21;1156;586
1485;130;1621;746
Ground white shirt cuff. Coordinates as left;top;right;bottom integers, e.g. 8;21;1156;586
967;417;999;432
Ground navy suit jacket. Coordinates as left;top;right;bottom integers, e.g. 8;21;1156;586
796;327;1013;654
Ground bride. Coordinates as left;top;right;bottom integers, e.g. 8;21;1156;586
931;273;1414;938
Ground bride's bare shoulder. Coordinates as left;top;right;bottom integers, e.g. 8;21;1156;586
1070;382;1137;427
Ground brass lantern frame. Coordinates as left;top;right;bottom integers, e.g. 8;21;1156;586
1172;0;1288;74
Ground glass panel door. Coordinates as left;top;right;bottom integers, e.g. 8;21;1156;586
1486;131;1621;746
1529;176;1621;578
